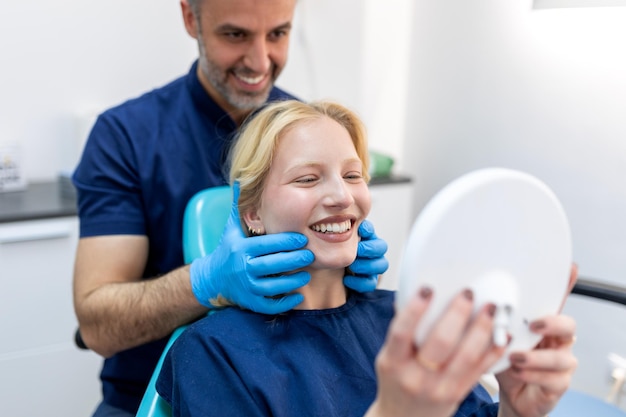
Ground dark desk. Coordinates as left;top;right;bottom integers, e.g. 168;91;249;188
0;181;77;223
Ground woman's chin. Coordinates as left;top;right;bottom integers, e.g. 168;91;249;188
311;255;356;272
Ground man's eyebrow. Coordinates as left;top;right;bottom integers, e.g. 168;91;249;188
216;23;248;33
271;22;292;32
216;21;292;33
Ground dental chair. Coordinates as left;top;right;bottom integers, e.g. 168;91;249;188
135;185;232;417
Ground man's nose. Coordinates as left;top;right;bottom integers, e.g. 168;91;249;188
243;37;271;74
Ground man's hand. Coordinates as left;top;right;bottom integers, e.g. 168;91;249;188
190;182;314;314
344;219;389;292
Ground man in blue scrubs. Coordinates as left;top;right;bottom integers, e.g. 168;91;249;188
71;1;388;416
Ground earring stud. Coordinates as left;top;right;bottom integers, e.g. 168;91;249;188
248;226;263;236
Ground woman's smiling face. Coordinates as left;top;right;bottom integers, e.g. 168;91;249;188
247;115;371;271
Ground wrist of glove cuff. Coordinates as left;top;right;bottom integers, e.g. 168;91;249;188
190;256;218;308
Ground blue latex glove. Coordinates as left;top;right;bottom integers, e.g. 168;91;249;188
190;182;314;314
344;219;389;292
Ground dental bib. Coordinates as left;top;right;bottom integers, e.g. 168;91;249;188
396;168;572;373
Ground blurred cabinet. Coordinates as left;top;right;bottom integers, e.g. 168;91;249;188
0;217;101;417
369;179;414;291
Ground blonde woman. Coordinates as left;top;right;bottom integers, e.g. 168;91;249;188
157;100;577;417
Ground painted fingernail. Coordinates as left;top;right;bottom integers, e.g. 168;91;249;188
509;353;526;364
529;320;546;331
486;303;496;317
419;287;433;300
462;288;474;301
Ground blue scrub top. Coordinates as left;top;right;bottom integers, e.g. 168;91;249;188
157;290;499;417
72;60;297;413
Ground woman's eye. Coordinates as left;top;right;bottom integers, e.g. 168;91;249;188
345;172;363;180
296;177;317;184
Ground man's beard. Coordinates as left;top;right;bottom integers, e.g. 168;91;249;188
198;41;274;111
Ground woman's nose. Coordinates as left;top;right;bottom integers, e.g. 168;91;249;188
323;179;354;209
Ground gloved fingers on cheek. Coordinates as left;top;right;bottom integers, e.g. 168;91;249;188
349;257;389;276
249;271;311;296
248;249;314;276
358;219;375;238
247;233;309;258
343;275;378;293
357;238;388;258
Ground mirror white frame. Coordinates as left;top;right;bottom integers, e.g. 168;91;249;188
397;167;572;373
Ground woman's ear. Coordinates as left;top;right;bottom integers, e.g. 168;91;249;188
242;210;265;236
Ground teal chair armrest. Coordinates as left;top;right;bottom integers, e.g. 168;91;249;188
183;186;232;264
135;326;187;417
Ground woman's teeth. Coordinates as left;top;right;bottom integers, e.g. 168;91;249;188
311;220;352;234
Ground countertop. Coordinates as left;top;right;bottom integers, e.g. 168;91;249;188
369;174;412;186
0;181;77;223
0;175;413;224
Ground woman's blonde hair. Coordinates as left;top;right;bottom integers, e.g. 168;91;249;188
228;100;370;235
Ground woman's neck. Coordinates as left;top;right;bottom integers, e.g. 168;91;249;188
293;268;348;310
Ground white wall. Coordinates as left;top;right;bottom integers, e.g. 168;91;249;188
0;0;412;184
280;0;413;163
0;0;197;181
405;0;626;288
404;0;626;406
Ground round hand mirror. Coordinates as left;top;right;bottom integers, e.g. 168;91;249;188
396;168;572;373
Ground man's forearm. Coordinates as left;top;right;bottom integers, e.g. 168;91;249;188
77;265;208;357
